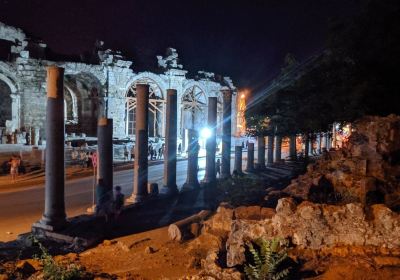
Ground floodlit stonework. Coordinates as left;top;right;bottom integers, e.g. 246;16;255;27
0;22;237;149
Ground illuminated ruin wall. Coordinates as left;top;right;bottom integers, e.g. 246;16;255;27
0;22;237;143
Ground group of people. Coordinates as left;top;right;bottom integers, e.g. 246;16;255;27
148;143;165;161
95;178;125;223
123;145;135;162
71;148;95;168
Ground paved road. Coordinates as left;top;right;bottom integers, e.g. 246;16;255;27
0;158;212;242
0;148;290;242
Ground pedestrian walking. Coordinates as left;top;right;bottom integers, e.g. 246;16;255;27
215;158;221;178
130;145;135;160
158;146;163;159
124;145;129;162
178;143;182;154
150;148;154;161
79;150;86;168
86;152;92;168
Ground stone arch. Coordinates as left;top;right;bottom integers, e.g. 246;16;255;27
0;79;12;128
63;72;103;136
125;74;166;138
181;83;208;130
63;85;78;124
0;64;19;133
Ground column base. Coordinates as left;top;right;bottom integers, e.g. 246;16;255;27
161;185;179;196
126;193;147;204
219;173;231;179
201;176;217;186
33;216;67;233
181;181;200;192
245;168;255;173
255;164;266;170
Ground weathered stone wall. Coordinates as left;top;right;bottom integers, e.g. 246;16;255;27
0;21;238;141
202;199;400;267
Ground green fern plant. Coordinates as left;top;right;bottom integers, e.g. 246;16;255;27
244;238;291;280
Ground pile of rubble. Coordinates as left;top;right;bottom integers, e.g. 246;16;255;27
187;115;400;278
189;199;400;278
284;115;400;209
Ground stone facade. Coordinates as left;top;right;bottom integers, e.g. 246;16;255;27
0;22;237;146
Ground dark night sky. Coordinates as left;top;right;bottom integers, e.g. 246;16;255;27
0;0;360;94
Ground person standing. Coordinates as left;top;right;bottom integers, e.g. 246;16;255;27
215;158;221;178
178;143;182;154
114;185;124;220
9;156;20;182
130;145;135;161
124;146;129;162
96;178;113;223
79;149;86;168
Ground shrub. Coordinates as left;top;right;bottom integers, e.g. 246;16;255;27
31;236;88;280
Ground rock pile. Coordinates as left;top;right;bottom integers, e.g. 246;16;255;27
284;115;400;209
224;199;400;267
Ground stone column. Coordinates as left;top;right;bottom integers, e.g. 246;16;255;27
202;97;217;185
245;142;255;172
325;132;330;150
129;84;149;203
267;135;274;165
30;127;40;146
317;133;322;154
256;136;266;170
221;89;232;179
163;89;178;195
304;134;310;159
97;118;113;190
332;124;337;149
289;135;297;160
234;145;243;174
274;136;282;162
182;129;200;190
321;133;326;151
37;66;66;230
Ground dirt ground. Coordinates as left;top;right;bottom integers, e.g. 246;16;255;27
78;226;205;279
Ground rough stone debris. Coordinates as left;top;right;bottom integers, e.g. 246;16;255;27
196;198;400;272
0;21;238;146
283;115;400;210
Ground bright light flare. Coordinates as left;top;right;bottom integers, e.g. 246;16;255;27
200;127;212;139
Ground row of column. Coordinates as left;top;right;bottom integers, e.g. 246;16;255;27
34;67;234;230
35;66;336;231
232;131;332;173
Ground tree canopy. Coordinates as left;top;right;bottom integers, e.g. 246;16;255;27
246;0;400;137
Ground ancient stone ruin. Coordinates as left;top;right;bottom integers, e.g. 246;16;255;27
284;115;400;210
0;21;237;149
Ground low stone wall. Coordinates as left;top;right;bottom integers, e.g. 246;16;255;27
202;199;400;267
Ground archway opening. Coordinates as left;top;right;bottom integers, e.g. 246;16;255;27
64;73;102;136
0;79;12;128
181;85;207;153
125;79;165;138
